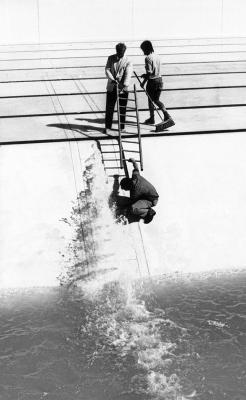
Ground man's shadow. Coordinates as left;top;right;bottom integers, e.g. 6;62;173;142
75;117;105;124
47;117;118;138
47;122;102;137
109;175;141;224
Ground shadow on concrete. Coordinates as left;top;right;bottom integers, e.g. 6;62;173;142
76;117;119;131
47;122;104;137
76;117;105;124
109;174;141;224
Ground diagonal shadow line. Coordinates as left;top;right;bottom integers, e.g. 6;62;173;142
75;117;105;124
47;122;104;138
47;122;120;141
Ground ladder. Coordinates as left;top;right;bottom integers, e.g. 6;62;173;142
100;83;143;179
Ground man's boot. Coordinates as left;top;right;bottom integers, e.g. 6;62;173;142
144;117;155;125
162;110;175;128
144;208;156;224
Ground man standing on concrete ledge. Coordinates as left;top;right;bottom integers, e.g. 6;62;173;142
104;43;133;134
120;158;159;224
140;40;174;128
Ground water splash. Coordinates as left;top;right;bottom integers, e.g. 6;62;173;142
60;146;196;399
59;144;141;292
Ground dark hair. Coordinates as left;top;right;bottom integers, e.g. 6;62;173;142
120;177;132;191
140;40;154;55
116;42;127;57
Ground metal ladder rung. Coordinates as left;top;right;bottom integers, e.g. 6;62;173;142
126;107;136;110
123;150;140;153
122;131;138;138
100;143;118;146
108;174;125;177
102;150;120;153
127;99;136;102
120;114;137;118
104;166;122;169
121;140;138;143
123;159;140;162
103;158;122;161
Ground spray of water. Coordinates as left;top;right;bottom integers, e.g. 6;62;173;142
60;146;196;399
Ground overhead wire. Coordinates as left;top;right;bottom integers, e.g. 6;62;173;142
44;74;91;277
71;74;146;277
36;38;91;279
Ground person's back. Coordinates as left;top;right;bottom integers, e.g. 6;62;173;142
145;52;161;80
131;168;159;204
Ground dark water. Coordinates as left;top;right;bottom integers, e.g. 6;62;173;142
139;269;246;400
0;269;245;400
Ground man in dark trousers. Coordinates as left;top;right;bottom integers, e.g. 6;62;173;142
140;40;174;128
104;43;133;133
120;158;159;224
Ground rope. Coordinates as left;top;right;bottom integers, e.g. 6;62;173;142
137;223;151;277
44;76;91;276
50;79;97;265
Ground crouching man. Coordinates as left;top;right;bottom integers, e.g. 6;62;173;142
120;158;159;224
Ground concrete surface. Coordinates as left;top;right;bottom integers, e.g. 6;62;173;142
1;38;246;287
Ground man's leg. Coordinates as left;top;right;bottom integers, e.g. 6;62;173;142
150;79;171;121
119;91;129;130
130;199;153;219
152;91;171;121
146;82;155;123
105;89;117;129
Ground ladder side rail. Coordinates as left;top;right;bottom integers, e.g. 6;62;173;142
116;84;124;169
121;148;130;178
134;84;144;171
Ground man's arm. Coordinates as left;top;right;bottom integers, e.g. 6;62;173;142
105;56;117;83
140;73;150;88
140;56;152;87
128;158;140;177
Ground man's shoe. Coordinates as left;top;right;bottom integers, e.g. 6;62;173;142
162;118;175;129
144;117;155;125
144;208;156;224
164;113;172;121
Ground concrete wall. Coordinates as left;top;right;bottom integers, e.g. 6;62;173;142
2;132;246;287
0;0;246;45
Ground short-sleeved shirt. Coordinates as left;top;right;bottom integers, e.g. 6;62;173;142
145;53;161;79
130;168;159;203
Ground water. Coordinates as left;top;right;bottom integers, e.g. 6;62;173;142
0;147;246;399
1;271;245;400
